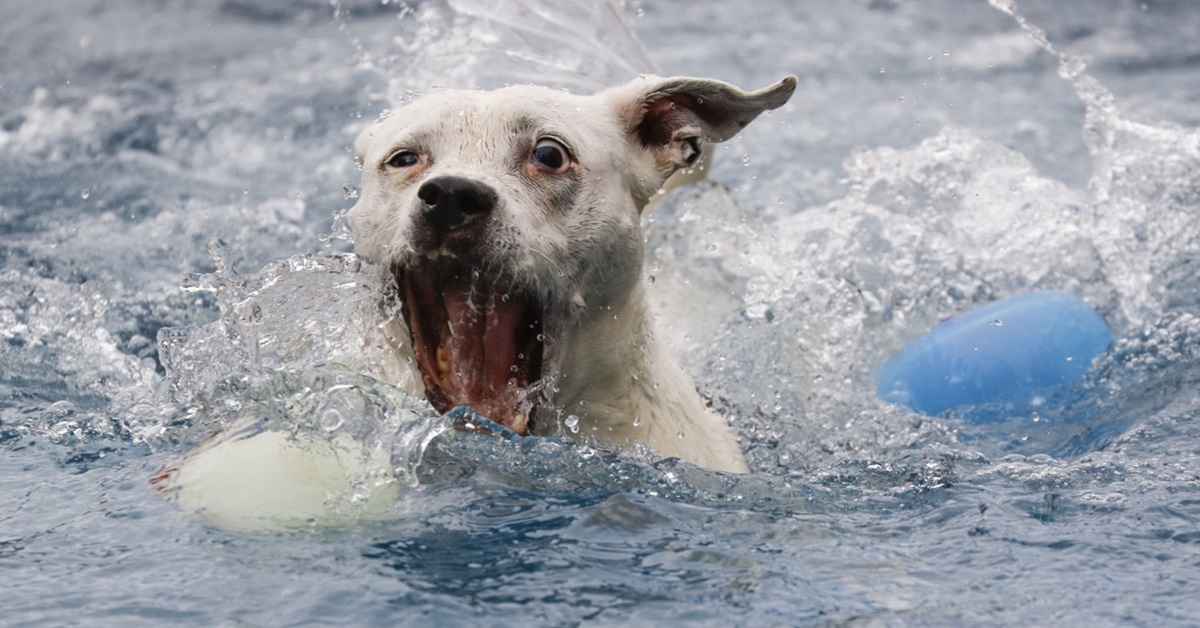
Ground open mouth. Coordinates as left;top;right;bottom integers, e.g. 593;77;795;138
395;257;543;435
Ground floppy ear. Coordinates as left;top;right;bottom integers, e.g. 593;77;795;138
610;74;797;191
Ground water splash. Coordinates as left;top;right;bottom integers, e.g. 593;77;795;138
352;0;655;100
157;247;419;405
150;367;449;531
987;0;1200;325
988;0;1136;199
635;3;1200;473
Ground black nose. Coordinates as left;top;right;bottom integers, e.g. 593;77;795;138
417;176;497;238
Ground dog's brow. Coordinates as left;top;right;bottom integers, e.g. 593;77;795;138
380;129;435;164
506;114;579;159
508;115;538;134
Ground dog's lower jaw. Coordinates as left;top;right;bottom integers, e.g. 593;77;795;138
378;267;749;473
547;285;750;474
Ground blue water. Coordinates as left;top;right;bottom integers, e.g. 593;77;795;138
4;0;1200;624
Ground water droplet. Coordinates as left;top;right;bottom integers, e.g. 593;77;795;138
565;414;580;433
898;95;907;102
990;319;1004;326
80;189;90;199
879;67;886;74
942;49;951;56
741;154;751;166
320;409;344;431
536;333;545;342
647;275;656;285
632;415;641;427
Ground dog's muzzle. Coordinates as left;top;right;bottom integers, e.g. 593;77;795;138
396;175;544;435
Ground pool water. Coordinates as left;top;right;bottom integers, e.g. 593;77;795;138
3;0;1200;624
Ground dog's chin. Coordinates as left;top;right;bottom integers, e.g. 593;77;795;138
394;256;544;435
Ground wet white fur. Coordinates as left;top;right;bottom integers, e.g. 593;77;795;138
349;75;796;474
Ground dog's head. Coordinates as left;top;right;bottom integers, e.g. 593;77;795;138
348;75;796;434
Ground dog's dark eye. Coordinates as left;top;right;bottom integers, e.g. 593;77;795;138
386;151;420;169
531;138;571;174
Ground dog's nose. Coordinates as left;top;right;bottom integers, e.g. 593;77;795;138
417;176;497;237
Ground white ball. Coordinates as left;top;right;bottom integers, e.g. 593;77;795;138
154;427;403;533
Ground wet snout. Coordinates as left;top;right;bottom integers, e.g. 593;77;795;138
415;175;497;250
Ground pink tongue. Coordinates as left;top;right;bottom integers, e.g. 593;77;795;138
440;273;521;419
441;273;484;401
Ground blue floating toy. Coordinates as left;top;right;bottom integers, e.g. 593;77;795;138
875;291;1112;421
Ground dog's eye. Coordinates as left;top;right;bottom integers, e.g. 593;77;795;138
386;151;421;169
531;138;571;174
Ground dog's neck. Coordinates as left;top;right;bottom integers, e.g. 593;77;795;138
549;283;654;434
549;284;747;472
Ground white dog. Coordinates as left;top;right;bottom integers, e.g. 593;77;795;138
153;75;795;531
349;75;797;474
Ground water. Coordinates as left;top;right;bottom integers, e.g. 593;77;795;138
4;0;1200;624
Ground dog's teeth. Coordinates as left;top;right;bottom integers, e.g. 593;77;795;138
510;413;528;434
425;250;440;261
436;344;452;383
424;248;459;261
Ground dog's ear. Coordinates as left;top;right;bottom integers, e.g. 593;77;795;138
612;75;796;185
